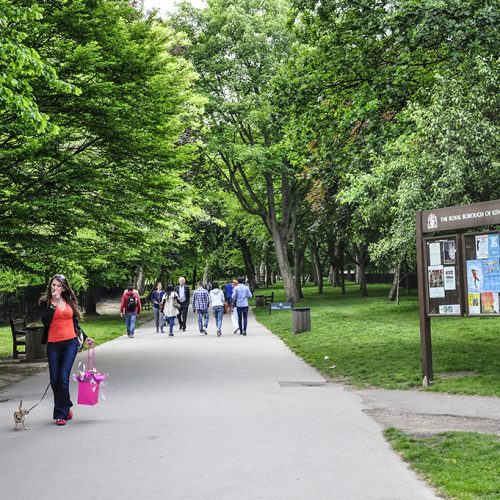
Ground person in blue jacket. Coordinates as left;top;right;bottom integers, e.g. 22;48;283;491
151;282;166;333
224;281;234;305
231;277;253;335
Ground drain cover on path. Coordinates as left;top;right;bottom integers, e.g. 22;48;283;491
279;381;328;387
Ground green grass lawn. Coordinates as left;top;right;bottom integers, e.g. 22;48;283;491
254;282;500;396
0;312;153;357
256;284;500;499
385;429;500;499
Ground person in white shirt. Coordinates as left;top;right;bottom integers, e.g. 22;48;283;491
209;282;225;336
162;285;180;337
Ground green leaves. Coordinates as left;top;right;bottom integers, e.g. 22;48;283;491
283;0;500;271
0;0;202;290
0;1;73;133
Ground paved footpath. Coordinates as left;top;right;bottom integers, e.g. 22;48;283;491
0;310;437;500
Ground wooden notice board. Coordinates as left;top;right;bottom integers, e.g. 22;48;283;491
416;200;500;385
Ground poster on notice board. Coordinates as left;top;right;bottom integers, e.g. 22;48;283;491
464;232;500;315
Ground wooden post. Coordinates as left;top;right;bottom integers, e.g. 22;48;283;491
416;211;433;385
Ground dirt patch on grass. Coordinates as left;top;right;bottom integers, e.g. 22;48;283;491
0;359;47;392
364;408;500;436
354;387;500;437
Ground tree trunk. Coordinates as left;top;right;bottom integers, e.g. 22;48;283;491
335;243;345;295
404;262;413;295
326;231;343;289
84;285;98;315
356;244;368;297
135;266;146;295
311;238;324;293
293;230;304;299
264;246;273;286
257;262;265;286
335;268;342;287
237;236;257;291
335;244;344;292
202;259;210;285
387;260;402;302
271;227;300;303
340;262;346;295
266;266;273;286
157;265;167;288
318;257;324;294
311;247;320;286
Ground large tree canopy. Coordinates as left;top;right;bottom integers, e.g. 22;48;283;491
1;0;498;296
0;0;202;291
280;0;500;286
173;0;310;301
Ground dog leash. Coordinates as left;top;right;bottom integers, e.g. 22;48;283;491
26;382;51;414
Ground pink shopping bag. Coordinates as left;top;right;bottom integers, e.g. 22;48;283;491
73;344;107;405
77;381;100;405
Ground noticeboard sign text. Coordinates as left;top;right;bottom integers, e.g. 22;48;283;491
422;200;500;233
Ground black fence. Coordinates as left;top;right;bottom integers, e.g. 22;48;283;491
0;285;46;324
0;284;124;324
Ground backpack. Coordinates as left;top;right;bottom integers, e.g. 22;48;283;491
126;293;137;312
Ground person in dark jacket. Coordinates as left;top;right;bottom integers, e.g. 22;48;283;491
224;281;234;305
39;274;91;426
174;276;190;331
151;282;165;333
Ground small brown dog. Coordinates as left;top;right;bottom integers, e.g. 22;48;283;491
14;401;28;430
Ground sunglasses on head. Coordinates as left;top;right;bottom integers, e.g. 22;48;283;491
53;274;66;281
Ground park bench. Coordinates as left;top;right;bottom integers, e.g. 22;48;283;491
10;317;27;359
255;291;274;307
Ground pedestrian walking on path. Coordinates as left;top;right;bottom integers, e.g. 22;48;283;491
39;274;85;426
174;276;190;331
151;282;165;333
227;279;240;333
224;280;234;306
232;276;252;335
162;285;180;337
192;281;209;335
209;281;225;336
120;284;141;338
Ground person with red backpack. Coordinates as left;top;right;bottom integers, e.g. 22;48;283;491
120;284;141;338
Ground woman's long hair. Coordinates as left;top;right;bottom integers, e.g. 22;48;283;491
165;284;175;298
39;274;83;320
